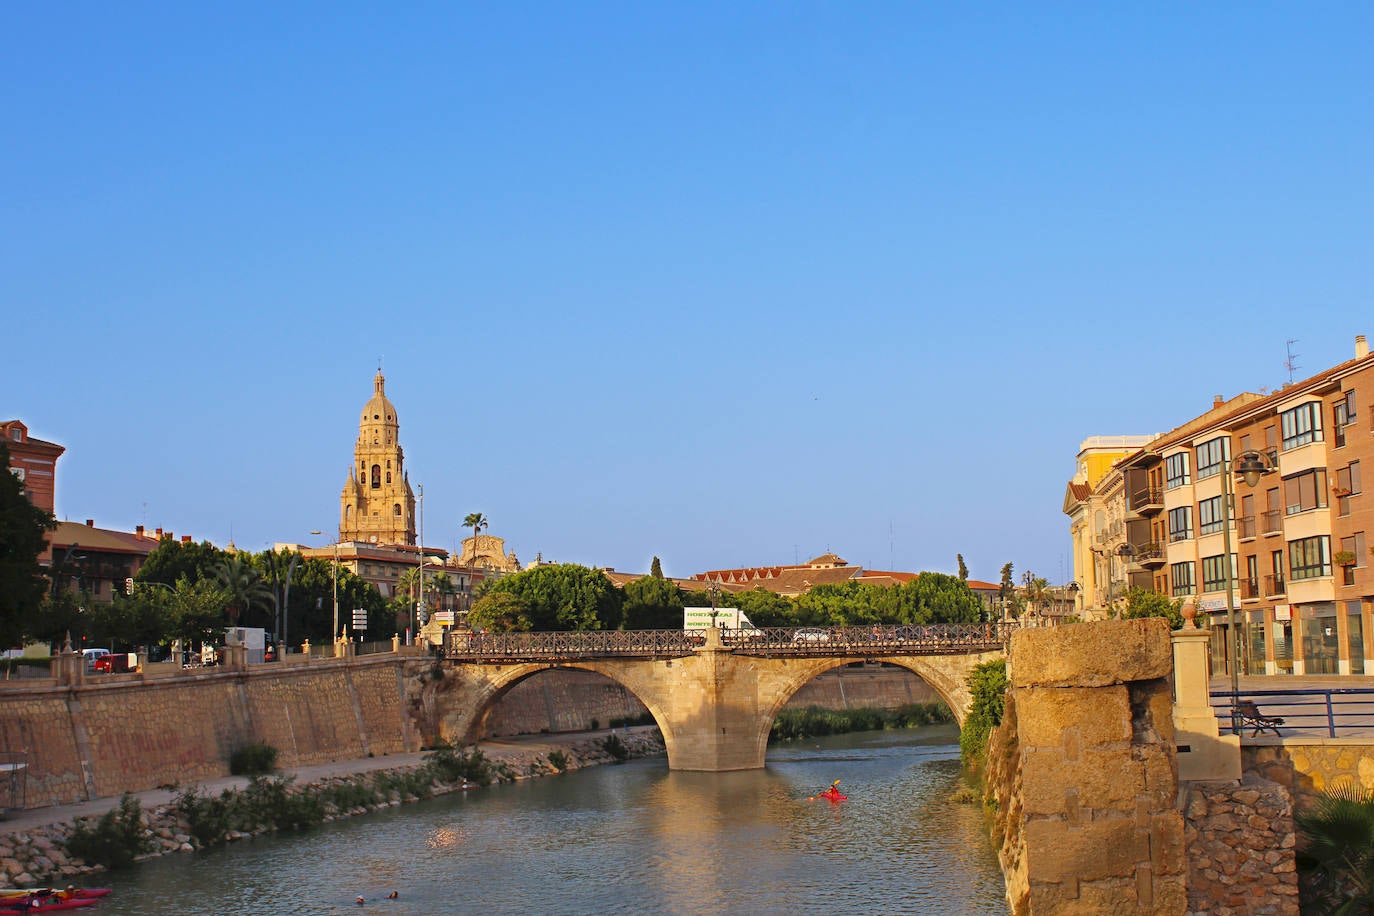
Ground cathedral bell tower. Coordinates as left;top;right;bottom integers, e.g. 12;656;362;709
340;372;416;545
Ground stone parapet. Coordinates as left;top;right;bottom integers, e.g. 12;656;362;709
1243;740;1374;812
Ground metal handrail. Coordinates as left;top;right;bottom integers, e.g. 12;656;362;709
444;623;1015;663
1210;687;1374;738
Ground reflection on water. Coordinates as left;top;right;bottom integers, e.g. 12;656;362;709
99;725;1006;915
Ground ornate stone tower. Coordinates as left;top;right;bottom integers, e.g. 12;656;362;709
340;372;416;545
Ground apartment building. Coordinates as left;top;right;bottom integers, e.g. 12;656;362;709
1070;334;1374;677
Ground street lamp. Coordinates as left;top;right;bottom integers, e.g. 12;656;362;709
1220;448;1276;733
1115;543;1135;615
310;530;340;643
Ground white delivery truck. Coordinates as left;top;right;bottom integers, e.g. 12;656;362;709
683;607;758;631
225;626;267;664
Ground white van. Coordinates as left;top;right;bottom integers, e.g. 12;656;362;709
81;648;111;671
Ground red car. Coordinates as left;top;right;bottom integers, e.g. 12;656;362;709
92;652;136;674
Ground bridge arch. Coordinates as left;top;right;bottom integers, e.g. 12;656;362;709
435;625;1010;771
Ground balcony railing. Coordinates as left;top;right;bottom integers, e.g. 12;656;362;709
1237;516;1257;540
1240;577;1261;600
1264;574;1286;597
1129;485;1164;513
1131;542;1165;566
1261;510;1282;535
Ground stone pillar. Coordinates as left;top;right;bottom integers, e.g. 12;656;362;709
1171;605;1240;782
52;638;83;686
1001;617;1187;914
301;639;311;662
223;641;248;671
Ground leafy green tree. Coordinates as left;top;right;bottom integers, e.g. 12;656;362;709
1120;587;1184;629
998;563;1017;619
32;589;86;652
136;539;230;589
650;556;664;579
467;591;534;632
163;578;233;648
724;588;796;627
622;575;683;629
957;554;968;581
901;573;984;624
1296;784;1374;913
480;563;623;631
0;442;57;647
258;548;302;646
214;555;273;628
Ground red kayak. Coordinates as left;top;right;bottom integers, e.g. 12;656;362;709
818;788;848;802
0;890;110;902
0;896;101;914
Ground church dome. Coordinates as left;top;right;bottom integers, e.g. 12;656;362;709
361;372;398;425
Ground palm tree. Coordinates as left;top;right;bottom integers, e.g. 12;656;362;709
1296;784;1374;912
462;513;488;562
214;555;272;628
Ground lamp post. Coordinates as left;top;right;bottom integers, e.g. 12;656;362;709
416;485;424;646
1220;449;1276;733
310;531;340;643
1115;543;1135;615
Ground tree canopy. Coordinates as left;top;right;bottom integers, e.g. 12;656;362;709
474;563;623;631
0;442;57;648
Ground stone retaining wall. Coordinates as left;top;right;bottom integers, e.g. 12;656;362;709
1242;740;1374;812
1182;777;1298;915
0;657;420;809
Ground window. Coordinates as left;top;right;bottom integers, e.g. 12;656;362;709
1280;402;1322;450
1168;506;1193;542
1195;437;1230;480
1202;555;1233;592
1336;461;1360;516
1334;391;1357;448
1283;468;1328;515
1170;562;1196;596
1289;535;1331;580
393;503;402;516
1339;533;1366;586
1198;495;1226;535
371;465;381;488
386;472;392;484
1165;452;1190;489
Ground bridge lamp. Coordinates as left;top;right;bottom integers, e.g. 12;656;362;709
1114;543;1134;615
1221;449;1276;733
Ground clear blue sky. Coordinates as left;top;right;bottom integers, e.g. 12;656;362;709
4;3;1371;584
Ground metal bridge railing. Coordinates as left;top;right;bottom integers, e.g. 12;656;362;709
1210;687;1374;738
444;623;1013;663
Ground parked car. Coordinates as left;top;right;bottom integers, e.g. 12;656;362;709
792;628;831;644
81;648;110;671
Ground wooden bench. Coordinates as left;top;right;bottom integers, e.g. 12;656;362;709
1236;699;1284;737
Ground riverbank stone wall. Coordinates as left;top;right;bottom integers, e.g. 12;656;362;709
1182;777;1298;915
986;617;1186;915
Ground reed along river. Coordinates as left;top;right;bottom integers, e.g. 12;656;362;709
100;724;1007;915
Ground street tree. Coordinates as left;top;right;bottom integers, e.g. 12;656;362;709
480;563;623;631
957;554;969;580
214;555;273;629
468;591;534;632
650;556;664;579
137;538;230;588
1120;587;1184;629
622;575;683;629
0;442;57;647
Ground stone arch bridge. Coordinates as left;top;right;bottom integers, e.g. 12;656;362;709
435;623;1011;771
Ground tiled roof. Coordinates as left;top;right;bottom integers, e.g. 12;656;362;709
48;521;162;556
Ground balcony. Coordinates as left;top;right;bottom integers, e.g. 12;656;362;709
1264;574;1286;597
1261;510;1283;536
1240;577;1261;600
1128;485;1165;515
1131;542;1165;568
1237;515;1257;540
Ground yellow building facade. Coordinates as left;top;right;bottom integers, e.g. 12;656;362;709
340;372;416;546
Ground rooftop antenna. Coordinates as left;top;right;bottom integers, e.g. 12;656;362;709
1285;339;1300;384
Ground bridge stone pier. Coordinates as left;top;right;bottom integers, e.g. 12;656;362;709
433;625;1005;771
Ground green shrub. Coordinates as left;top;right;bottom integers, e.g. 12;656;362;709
769;703;954;743
66;793;155;869
174;785;236;847
229;741;279;776
601;733;629;762
959;659;1008;766
425;744;493;786
238;775;324;831
547;750;569;772
1296;784;1374;912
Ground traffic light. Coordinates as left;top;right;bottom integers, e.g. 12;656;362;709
125;578;135;595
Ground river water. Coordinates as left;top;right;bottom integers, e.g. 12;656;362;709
98;725;1007;915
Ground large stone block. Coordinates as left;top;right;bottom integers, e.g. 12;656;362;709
1016;685;1132;750
1011;618;1172;688
1021;747;1176;816
1024;816;1149;883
